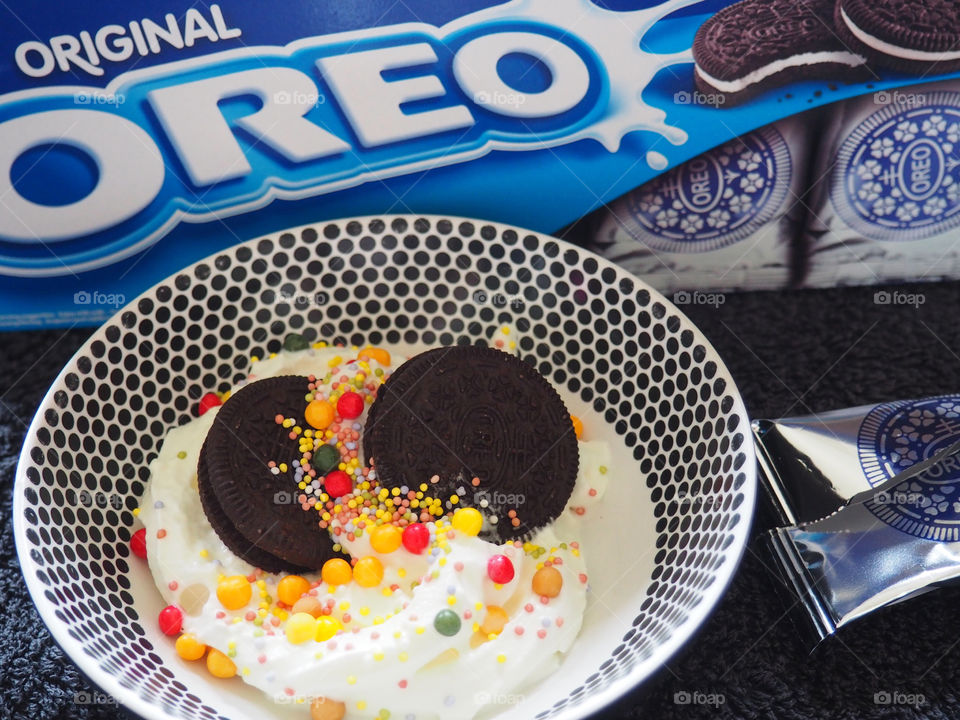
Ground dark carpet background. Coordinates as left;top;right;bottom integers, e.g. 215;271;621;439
4;281;960;720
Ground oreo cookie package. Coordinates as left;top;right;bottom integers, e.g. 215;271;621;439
754;395;960;643
585;114;811;294
801;79;960;287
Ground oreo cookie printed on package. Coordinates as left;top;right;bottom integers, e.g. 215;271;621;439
832;89;960;241
620;124;792;253
587;118;805;292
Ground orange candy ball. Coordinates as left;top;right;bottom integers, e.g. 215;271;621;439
321;558;353;586
532;566;563;598
570;414;583;440
353;556;384;588
277;575;311;606
358;347;391;367
175;633;207;661
305;400;335;430
480;605;509;636
206;648;236;678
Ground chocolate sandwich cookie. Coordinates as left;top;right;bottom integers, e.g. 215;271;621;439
198;375;341;573
692;0;868;106
364;346;579;541
835;0;960;75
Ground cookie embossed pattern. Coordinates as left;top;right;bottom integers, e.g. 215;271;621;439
859;396;960;541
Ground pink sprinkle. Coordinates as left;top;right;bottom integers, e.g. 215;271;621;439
556;618;564;627
524;604;534;613
156;529;166;539
216;611;225;619
371;632;380;640
537;629;547;639
342;613;351;623
167;581;178;591
463;611;472;620
258;654;267;664
284;688;294;696
270;617;280;627
540;596;550;605
446;530;455;539
246;573;257;582
345;643;353;651
574;507;585;516
514;626;524;636
570;542;579;549
328;641;337;650
588;488;597;497
398;679;408;689
288;432;297;440
273;417;282;426
454;562;464;572
408;614;417;621
579;573;588;584
245;611;256;621
553;558;563;566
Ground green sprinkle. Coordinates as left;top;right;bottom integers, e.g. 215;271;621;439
177;451;187;459
283;333;310;352
598;466;608;474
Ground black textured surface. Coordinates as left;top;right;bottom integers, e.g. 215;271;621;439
6;281;960;719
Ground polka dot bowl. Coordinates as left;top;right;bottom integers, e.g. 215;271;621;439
14;216;755;720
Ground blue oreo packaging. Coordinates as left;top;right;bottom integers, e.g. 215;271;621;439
2;0;960;328
802;79;960;286
755;396;960;643
584;115;810;293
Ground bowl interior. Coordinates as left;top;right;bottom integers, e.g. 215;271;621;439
14;215;754;720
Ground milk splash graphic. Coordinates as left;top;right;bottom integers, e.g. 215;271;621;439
453;0;697;157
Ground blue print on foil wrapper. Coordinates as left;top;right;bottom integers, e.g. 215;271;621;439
857;395;960;541
833;92;960;241
622;124;791;253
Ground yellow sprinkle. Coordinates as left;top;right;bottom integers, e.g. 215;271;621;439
497;654;506;664
472;622;480;633
199;549;209;559
360;607;370;616
132;507;140;517
501;326;510;335
397;568;406;578
339;601;350;611
381;587;393;597
447;596;456;606
398;652;408;662
357;701;367;711
347;675;357;685
416;626;425;635
232;617;242;624
438;558;447;567
475;601;483;611
393;631;402;639
373;617;384;625
328;356;342;368
374;652;384;661
250;355;259;363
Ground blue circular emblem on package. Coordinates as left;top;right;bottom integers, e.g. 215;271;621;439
857;395;960;541
622;125;791;253
833;93;960;241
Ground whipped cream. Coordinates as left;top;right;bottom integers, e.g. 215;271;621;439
139;346;609;719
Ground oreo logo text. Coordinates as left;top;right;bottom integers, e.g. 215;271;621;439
0;24;602;276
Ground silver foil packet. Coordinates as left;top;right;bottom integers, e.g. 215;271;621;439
754;395;960;642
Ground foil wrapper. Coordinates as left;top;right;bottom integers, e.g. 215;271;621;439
754;395;960;642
